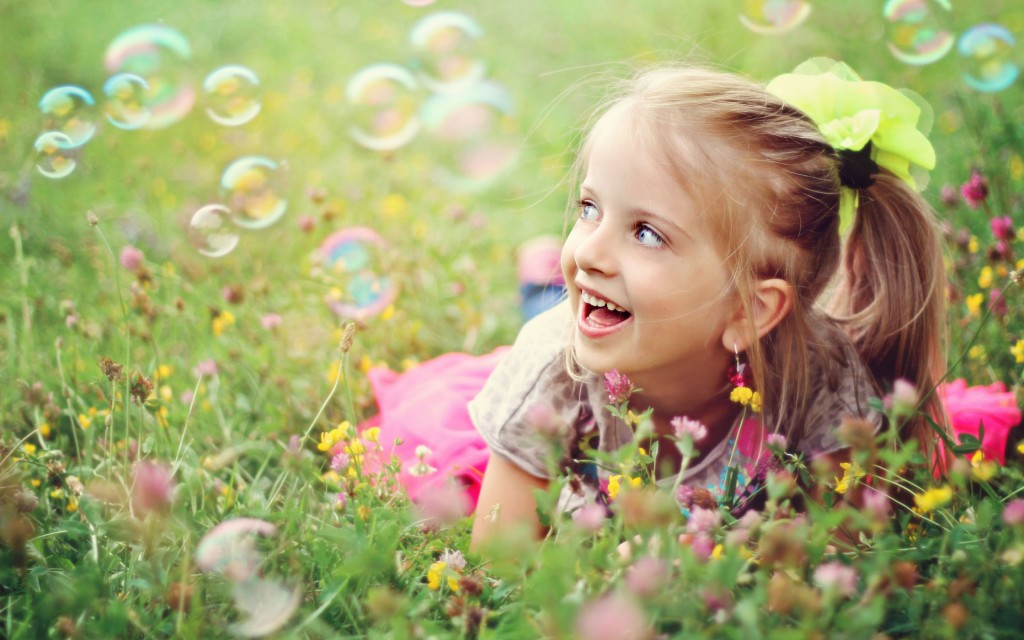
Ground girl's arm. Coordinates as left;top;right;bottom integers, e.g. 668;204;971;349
470;454;549;551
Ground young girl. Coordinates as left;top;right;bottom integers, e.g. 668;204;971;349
363;60;948;546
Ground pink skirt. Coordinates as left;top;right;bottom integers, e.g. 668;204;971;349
360;348;508;509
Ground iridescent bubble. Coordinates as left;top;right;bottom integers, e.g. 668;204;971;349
316;227;398;320
420;81;520;191
959;24;1019;93
230;579;301;638
409;11;485;93
347;64;421;151
195;517;276;581
39;85;97;147
103;73;151;130
189;204;240;258
884;0;954;65
203;65;262;126
33;131;77;179
104;24;195;129
220;157;287;229
738;0;812;36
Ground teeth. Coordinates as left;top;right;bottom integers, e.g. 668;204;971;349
581;291;624;312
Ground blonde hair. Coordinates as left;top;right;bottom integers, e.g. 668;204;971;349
566;65;947;460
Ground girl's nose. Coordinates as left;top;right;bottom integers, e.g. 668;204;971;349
573;223;617;276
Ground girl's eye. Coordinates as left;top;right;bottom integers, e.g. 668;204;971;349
578;199;601;222
636;224;665;248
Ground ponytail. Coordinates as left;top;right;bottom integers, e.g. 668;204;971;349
828;172;948;458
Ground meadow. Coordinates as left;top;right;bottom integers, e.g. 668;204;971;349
2;0;1024;637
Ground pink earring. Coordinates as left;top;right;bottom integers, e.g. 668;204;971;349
728;343;749;388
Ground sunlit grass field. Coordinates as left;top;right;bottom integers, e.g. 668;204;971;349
2;0;1024;637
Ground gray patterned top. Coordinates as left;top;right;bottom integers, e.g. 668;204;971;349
468;301;882;515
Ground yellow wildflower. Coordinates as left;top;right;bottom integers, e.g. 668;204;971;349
968;236;979;254
317;422;352;452
1011;339;1024;364
155;364;174;381
978;266;993;290
638;447;647;457
1018;441;1024;455
913;486;953;513
834;461;865;495
750;391;763;413
212;310;236;336
362;427;381;443
31;479;41;488
730;386;754;405
39;423;51;438
78;412;92;430
608;475;623;500
970;450;998;482
968;345;987;362
1010;153;1024;181
965;293;983;318
380;304;395;321
381;193;407;217
427;561;446;590
711;544;724;560
23;443;36;456
345;440;366;456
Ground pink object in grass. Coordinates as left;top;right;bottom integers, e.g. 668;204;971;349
516;235;565;286
1003;499;1024;526
119;245;144;271
604;370;633;404
260;313;283;330
813;562;859;597
938;379;1021;464
130;461;176;518
575;593;648;640
991;215;1014;240
960;170;988;209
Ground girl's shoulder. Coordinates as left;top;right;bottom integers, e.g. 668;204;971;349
468;301;594;477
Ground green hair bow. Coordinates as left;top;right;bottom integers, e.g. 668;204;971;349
766;58;936;234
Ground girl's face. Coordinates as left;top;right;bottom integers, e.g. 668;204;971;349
560;108;738;393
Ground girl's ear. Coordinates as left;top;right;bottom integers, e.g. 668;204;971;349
721;279;795;352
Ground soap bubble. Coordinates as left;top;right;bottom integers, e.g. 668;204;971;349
316;227;399;320
959;24;1019;93
203;65;262;126
229;579;301;638
189;204;240;257
420;81;520;191
103;73;151;130
220;157;288;229
884;0;954;65
409;11;485;93
738;0;812;36
39;85;97;147
347;63;421;151
104;24;195;129
196;517;276;580
33;131;77;179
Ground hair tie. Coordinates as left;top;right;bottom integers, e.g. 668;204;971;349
838;142;879;190
765;58;936;234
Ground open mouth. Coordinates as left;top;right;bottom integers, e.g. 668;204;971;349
580;291;632;329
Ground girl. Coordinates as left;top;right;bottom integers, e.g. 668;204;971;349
363;60;948;546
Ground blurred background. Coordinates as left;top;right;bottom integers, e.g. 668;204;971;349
0;0;1021;371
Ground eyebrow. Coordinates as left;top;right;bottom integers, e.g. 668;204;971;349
580;183;693;242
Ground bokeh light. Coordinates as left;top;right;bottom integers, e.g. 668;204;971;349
883;0;954;65
104;24;195;129
403;0;437;6
419;80;520;191
39;85;97;147
195;517;277;581
220;157;288;230
958;24;1019;93
189;204;241;258
203;65;262;126
316;227;399;320
408;11;485;93
103;73;151;130
738;0;812;36
33;131;77;179
347;63;421;151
